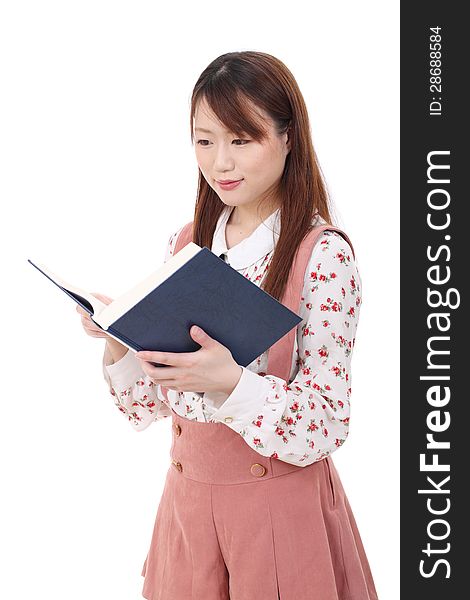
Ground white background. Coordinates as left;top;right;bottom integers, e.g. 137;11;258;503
1;1;399;598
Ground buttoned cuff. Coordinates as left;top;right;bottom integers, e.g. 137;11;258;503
209;366;273;426
104;348;143;390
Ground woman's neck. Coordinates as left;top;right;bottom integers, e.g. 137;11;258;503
227;201;280;230
224;202;280;251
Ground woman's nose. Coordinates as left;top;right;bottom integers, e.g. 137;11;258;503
213;144;235;172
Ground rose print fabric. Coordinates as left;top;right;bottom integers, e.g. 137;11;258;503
102;206;362;467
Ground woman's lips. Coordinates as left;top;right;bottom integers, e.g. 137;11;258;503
217;179;243;190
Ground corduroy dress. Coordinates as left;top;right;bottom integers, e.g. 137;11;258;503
140;223;379;600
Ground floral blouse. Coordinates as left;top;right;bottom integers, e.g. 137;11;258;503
102;205;362;467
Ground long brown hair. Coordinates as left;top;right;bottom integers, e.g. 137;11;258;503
189;51;334;302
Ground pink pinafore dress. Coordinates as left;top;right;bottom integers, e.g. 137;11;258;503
140;222;379;600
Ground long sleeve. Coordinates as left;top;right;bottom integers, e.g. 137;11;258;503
101;225;184;431
208;231;362;466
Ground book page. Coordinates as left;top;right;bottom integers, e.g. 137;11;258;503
97;242;202;329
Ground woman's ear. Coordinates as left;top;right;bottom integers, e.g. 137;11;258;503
285;127;292;154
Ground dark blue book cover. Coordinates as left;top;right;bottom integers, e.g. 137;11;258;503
28;246;302;368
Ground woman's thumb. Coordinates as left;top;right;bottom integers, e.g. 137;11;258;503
91;292;114;305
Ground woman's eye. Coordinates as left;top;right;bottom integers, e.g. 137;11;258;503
196;139;249;146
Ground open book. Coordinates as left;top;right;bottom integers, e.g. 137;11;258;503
28;243;302;368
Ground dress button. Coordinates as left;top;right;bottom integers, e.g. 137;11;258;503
224;416;234;423
250;463;266;477
174;424;182;436
172;459;183;472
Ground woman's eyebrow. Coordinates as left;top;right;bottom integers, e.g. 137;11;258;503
195;126;247;136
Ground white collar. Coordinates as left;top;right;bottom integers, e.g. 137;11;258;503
211;205;282;270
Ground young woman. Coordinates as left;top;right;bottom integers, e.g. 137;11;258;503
78;51;379;600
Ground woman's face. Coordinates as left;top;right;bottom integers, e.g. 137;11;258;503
193;97;290;212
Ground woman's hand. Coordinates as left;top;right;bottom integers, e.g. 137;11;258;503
76;292;114;339
135;325;243;396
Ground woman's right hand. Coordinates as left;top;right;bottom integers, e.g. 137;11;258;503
76;292;114;340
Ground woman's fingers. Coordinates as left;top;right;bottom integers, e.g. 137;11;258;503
75;292;114;339
91;292;114;304
76;292;114;315
78;312;105;337
81;314;93;326
76;292;114;319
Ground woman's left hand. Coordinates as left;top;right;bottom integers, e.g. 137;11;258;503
134;325;243;396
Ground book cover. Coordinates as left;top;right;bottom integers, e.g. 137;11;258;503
28;245;303;368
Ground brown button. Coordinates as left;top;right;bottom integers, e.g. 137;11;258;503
250;463;266;477
174;424;182;436
171;459;183;472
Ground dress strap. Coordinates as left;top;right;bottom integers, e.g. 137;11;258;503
173;221;194;255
